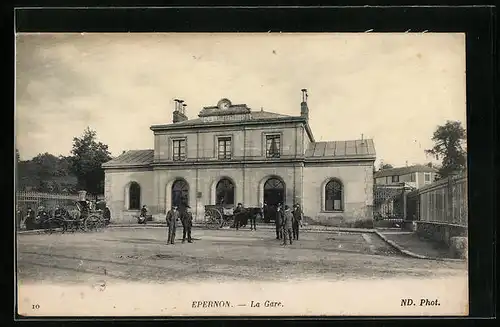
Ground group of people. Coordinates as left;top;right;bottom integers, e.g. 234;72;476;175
18;201;112;230
165;205;194;244
158;202;303;246
234;202;303;245
273;203;303;245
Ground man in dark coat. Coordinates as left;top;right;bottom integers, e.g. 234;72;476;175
53;205;67;231
36;206;50;229
233;203;245;230
16;208;22;229
24;207;36;230
275;203;283;239
282;205;293;245
54;205;63;218
263;202;269;223
250;207;261;231
103;206;111;225
181;205;193;243
292;203;303;240
166;205;180;244
138;205;148;224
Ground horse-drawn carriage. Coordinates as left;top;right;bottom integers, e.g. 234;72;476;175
204;204;263;229
39;200;106;233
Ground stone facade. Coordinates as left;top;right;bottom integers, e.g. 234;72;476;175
103;96;377;225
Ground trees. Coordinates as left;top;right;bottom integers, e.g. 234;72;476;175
16;152;77;192
425;120;467;178
69;127;112;195
16;128;112;194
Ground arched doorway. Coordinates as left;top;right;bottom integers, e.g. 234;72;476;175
216;178;235;205
264;177;285;207
172;179;189;210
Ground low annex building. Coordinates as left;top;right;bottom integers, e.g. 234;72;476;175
102;90;377;225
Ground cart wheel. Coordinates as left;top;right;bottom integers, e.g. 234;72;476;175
205;208;222;229
84;214;102;232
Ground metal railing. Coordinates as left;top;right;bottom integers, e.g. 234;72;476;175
406;175;467;226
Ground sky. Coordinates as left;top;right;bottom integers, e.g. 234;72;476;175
15;33;466;167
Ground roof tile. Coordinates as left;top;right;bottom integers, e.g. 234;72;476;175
305;139;376;160
102;149;154;168
153;110;294;128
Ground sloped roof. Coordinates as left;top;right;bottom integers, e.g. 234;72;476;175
374;165;439;178
102;150;154;168
151;110;296;128
251;110;294;119
305;139;376;160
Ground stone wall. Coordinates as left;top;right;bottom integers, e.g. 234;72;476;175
415;221;467;246
303;163;374;225
105;160;374;226
104;168;155;224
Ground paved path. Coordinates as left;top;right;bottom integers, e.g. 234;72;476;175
17;228;467;285
376;229;455;259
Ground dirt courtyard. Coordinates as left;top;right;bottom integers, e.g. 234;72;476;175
16;227;468;285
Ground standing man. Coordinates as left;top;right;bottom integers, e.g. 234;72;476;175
292;203;303;240
250;207;260;231
166;205;180;244
36;206;49;229
16;208;22;230
263;201;269;223
181;205;193;243
233;203;245;230
275;203;283;240
282;205;293;246
103;206;111;225
24;207;36;230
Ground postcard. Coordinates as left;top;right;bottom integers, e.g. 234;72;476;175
15;32;468;317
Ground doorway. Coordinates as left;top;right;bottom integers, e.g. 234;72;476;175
172;179;189;210
216;178;235;206
263;177;285;222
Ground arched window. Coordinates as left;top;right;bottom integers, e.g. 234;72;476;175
172;179;189;209
129;182;141;210
325;179;343;211
216;178;235;205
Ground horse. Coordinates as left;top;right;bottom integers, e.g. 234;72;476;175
231;207;261;229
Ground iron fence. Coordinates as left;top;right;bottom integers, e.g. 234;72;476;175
15;191;104;228
406;175;467;226
373;184;406;220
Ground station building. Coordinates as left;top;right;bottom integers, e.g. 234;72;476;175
102;90;376;225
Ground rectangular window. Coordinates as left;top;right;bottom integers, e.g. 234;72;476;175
266;135;281;158
391;175;399;183
172;139;186;161
424;173;431;183
218;137;232;159
410;173;416;182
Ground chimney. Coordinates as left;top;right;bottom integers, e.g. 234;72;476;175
173;99;188;123
300;88;309;119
